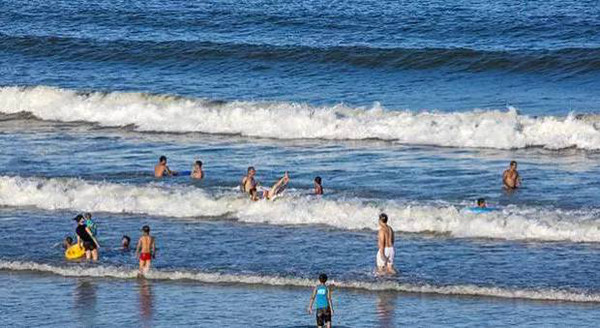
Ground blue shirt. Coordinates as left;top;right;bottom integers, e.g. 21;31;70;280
315;285;329;309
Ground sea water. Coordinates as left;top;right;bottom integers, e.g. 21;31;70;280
1;0;599;327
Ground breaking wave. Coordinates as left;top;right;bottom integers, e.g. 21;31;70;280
1;86;600;150
1;260;598;303
1;175;599;242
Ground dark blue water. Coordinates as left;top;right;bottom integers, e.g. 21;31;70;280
1;1;600;326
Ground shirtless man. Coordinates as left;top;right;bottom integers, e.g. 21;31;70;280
502;161;521;189
241;166;258;193
191;160;204;179
376;213;396;275
154;156;176;178
135;225;156;276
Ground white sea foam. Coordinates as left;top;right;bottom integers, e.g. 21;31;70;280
1;175;599;242
0;260;598;303
1;86;600;150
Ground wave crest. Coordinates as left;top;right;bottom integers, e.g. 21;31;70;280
1;86;600;150
1;260;598;303
1;175;599;242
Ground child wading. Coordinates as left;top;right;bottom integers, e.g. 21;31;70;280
308;273;334;328
135;225;156;277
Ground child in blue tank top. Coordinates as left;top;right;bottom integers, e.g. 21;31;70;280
307;273;334;328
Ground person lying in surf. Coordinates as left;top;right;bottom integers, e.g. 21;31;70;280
191;160;204;179
154;155;177;178
249;171;290;201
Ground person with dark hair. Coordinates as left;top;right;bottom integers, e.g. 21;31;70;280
502;160;521;189
376;213;396;275
154;155;176;178
249;172;290;201
314;176;323;195
241;166;257;194
191;160;204;179
477;198;487;208
122;235;131;251
136;225;156;276
74;214;100;261
307;273;334;328
63;236;74;250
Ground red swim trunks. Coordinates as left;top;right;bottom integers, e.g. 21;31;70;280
139;253;152;261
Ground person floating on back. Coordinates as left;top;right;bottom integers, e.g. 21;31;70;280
135;225;156;277
307;273;334;328
376;213;397;275
74;214;100;261
154;155;176;178
314;176;323;195
191;160;204;179
249;171;290;201
502;160;521;189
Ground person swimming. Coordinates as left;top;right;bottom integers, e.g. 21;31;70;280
154;155;177;178
63;236;74;250
477;198;487;208
314;176;323;195
122;235;131;251
191;160;204;179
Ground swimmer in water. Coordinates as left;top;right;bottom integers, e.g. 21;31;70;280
135;225;156;277
307;273;334;328
122;235;131;251
241;166;258;194
249;171;290;201
502;160;521;189
477;198;487;208
191;160;204;179
154;155;176;178
314;176;323;195
63;236;74;250
376;213;397;275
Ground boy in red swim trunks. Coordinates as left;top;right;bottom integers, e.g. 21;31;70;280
135;225;156;276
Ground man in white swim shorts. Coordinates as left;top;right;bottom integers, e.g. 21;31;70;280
377;213;397;275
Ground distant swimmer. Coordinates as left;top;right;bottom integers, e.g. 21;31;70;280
154;155;177;178
241;166;258;194
63;236;74;250
135;225;156;277
376;213;396;275
74;214;100;261
122;235;131;251
477;198;487;208
314;176;323;195
249;171;290;201
191;160;204;179
308;273;334;328
502;160;521;189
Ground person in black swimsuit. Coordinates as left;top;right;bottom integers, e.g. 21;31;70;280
74;214;100;261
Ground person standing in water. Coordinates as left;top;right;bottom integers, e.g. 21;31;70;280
502;160;521;189
307;273;334;328
191;160;204;179
241;166;257;194
376;213;396;275
314;176;323;195
154;155;176;178
136;225;156;277
74;214;100;261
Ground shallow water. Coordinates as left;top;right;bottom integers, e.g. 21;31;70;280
1;0;600;326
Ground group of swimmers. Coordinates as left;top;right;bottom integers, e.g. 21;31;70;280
64;155;521;328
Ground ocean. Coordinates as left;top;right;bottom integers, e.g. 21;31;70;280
1;0;599;327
